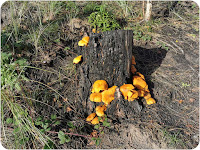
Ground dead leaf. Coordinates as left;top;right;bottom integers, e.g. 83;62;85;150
189;98;195;103
66;106;72;112
88;139;95;146
63;98;68;102
178;100;183;104
91;130;98;137
186;124;193;128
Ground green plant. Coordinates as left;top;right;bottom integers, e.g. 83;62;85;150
91;137;101;146
133;30;152;41
88;5;120;32
91;115;110;146
181;82;190;88
35;114;61;133
43;140;56;149
1;52;28;91
156;41;169;51
192;3;196;9
161;128;185;147
58;131;71;144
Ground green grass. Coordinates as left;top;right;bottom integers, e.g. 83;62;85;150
161;128;185;148
1;52;28;91
1;91;51;149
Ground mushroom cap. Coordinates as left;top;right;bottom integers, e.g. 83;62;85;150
91;116;99;125
136;72;145;80
92;80;108;93
120;84;135;100
108;85;118;93
86;113;96;122
73;55;82;64
82;36;90;43
133;76;148;90
92;28;96;33
78;40;86;46
78;36;90;46
96;110;105;117
132;56;136;65
96;105;107;111
144;92;151;100
127;90;138;101
90;93;102;102
146;97;156;105
96;105;106;116
138;89;146;97
131;65;137;74
102;86;117;105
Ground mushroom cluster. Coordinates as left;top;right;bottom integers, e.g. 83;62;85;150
86;66;156;124
119;55;156;104
86;80;117;124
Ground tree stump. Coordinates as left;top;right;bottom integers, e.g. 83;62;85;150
78;30;142;121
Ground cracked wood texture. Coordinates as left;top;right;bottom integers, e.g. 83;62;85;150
78;30;142;120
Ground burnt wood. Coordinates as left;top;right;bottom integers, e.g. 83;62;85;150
78;30;142;120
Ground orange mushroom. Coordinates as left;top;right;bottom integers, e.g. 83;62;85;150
136;72;145;80
78;36;90;46
86;113;96;122
91;116;99;125
96;105;106;117
144;93;151;100
90;93;102;102
73;55;82;64
146;97;156;105
127;90;138;101
132;56;136;65
92;28;100;33
102;86;117;105
120;84;135;100
91;80;108;93
133;76;149;92
137;90;146;97
92;28;96;33
131;65;137;74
